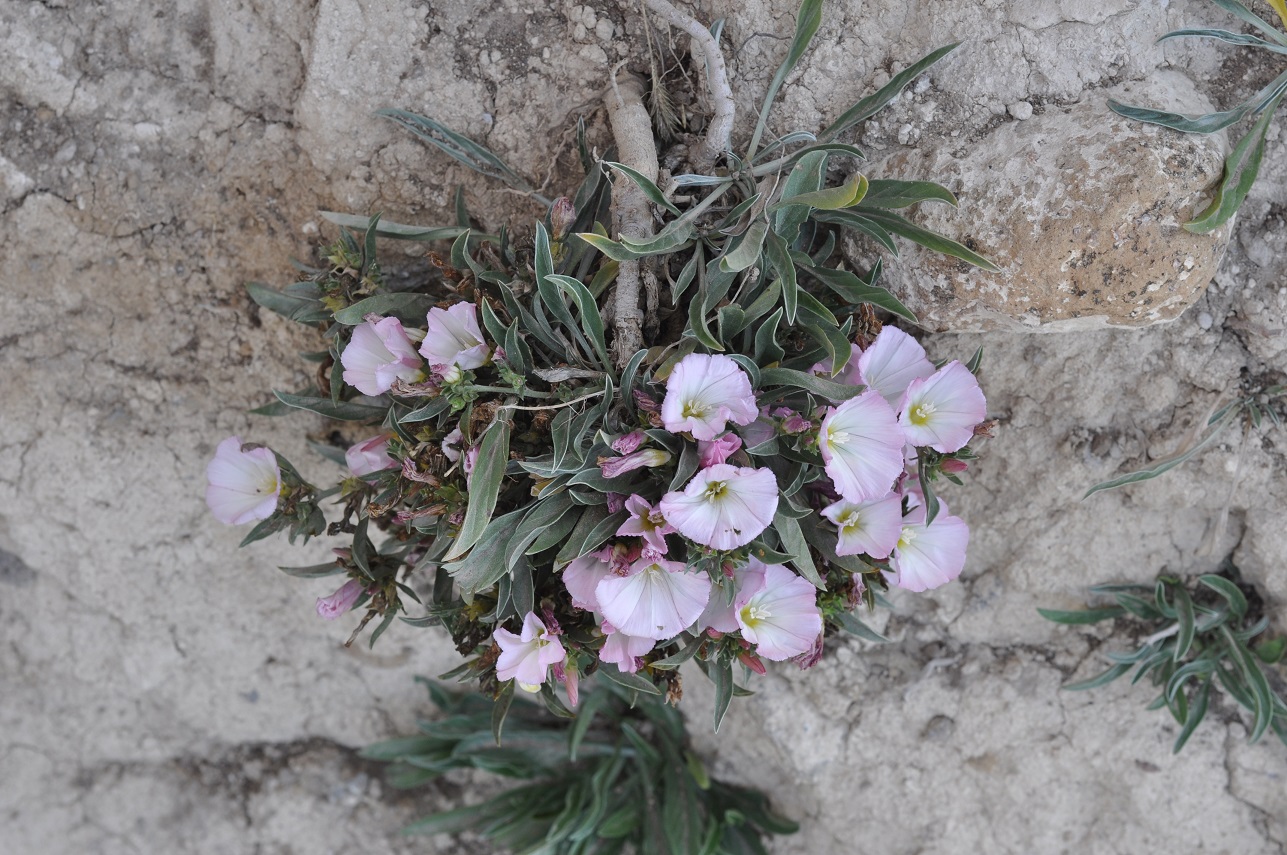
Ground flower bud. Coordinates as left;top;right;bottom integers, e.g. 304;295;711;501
316;579;365;620
550;196;577;240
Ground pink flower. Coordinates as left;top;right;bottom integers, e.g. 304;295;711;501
617;495;675;554
552;660;579;709
562;550;613;611
697;432;742;468
345;435;398;477
493;611;567;691
612;430;646;454
598;620;656;673
818;390;905;503
341;316;425;396
696;568;749;634
734;559;823;662
898;361;986;453
858;327;935;407
661;353;758;440
605;492;627;513
596;557;711;640
206;436;282;525
420;302;490;372
599;448;672;479
316;578;365;619
658;464;778;550
773;408;813;434
821;493;904;559
441;427;463;462
463;445;480;475
886;504;970;592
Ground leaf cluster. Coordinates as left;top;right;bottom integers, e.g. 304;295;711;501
1041;570;1287;752
1108;0;1287;232
362;679;798;855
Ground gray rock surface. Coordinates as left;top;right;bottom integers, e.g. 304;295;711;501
3;0;1286;853
859;75;1232;332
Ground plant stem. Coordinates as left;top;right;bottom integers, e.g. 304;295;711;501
605;69;657;369
641;0;735;172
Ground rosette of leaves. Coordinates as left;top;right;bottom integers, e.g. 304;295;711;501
1041;569;1287;753
1109;0;1287;233
362;678;797;855
242;0;989;722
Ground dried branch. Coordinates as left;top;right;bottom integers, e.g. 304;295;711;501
641;0;735;172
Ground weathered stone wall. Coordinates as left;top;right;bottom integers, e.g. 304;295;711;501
3;0;1285;852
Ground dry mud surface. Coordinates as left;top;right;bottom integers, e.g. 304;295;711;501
3;0;1286;852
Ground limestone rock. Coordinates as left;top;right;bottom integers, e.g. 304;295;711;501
854;73;1232;332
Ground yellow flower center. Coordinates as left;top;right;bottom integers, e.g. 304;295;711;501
897;526;918;551
739;603;772;628
703;480;729;500
908;402;936;426
682;399;708;419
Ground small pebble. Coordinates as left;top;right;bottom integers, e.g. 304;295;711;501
1008;101;1034;121
1197;311;1213;330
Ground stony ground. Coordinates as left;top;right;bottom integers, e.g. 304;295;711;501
3;0;1285;852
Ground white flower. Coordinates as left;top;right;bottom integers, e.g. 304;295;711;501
205;436;281;525
420;302;490;371
596;557;711;640
818;390;905;502
898;361;987;453
658;464;779;550
340;316;425;396
857;326;935;407
661;353;759;440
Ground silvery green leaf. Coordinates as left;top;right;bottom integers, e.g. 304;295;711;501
444;418;511;561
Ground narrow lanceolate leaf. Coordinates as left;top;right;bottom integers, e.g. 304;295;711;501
763;228;799;324
445;418;511;560
804;266;917;322
332;293;437;325
710;658;734;732
773;511;824;589
377;108;541;197
602;161;681;215
773;150;827;245
718;219;770;273
747;0;823;159
1158;28;1287;55
820;43;961;141
1062;662;1132;691
1083;403;1241;497
273;391;388;422
853;209;1000;271
771;172;868;211
320;211;469;242
1108;67;1287;135
577;224;694;261
1207;0;1287;46
1223;626;1274;743
1185;93;1284;234
858;179;958;209
1037;606;1127;625
1173;679;1211;753
758;367;863;400
246;282;326;323
1173;585;1196;661
1198;575;1248;618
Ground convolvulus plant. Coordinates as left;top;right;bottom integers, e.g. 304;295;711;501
207;0;994;732
1041;569;1287;753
